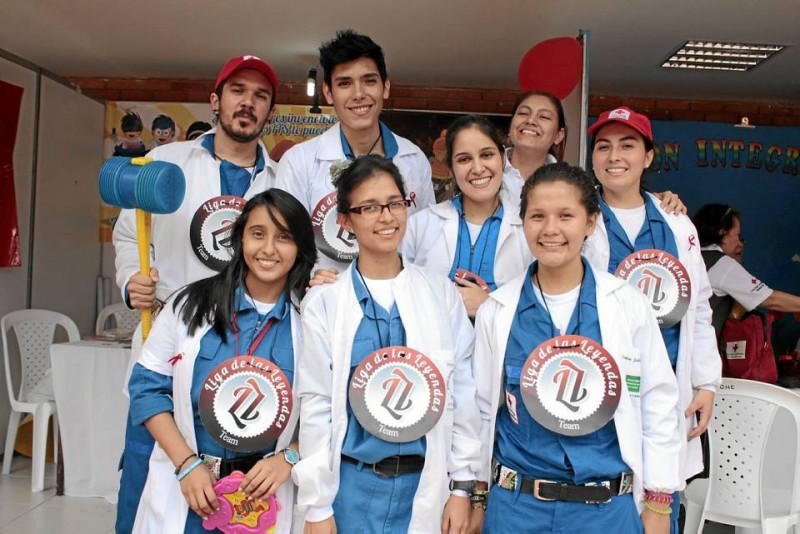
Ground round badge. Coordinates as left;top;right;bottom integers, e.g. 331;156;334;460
190;195;246;271
455;268;491;294
520;335;622;436
349;346;447;443
199;356;293;453
311;192;358;262
614;249;692;327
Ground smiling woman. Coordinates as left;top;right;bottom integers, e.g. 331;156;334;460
402;115;532;318
126;189;316;533
294;155;482;534
583;107;722;534
473;161;683;534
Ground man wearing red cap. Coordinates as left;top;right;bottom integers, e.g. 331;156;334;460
113;55;279;533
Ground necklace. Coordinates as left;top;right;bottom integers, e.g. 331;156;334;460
345;131;382;157
355;263;387;348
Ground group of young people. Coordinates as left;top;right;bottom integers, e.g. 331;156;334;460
113;28;722;534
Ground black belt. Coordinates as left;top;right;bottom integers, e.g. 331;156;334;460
492;461;633;504
342;455;425;477
218;453;263;478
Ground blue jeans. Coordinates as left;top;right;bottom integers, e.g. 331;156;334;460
114;413;154;534
332;459;422;534
484;484;644;534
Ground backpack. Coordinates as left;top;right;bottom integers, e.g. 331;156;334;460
701;250;778;383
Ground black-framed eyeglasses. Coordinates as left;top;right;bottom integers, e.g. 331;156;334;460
347;199;412;217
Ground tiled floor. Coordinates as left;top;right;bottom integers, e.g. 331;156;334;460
0;455;736;533
0;456;115;533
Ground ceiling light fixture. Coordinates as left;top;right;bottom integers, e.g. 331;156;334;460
661;40;787;72
306;68;317;97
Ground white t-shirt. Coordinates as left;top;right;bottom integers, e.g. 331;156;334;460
609;204;646;246
465;221;482;244
245;294;277;316
532;284;581;336
362;276;396;313
703;244;773;311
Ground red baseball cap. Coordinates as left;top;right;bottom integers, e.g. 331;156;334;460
214;55;279;95
587;106;653;143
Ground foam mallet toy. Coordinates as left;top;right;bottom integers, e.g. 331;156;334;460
99;156;186;340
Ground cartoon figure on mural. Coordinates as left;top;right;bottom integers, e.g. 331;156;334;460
149;114;176;149
113;111;147;157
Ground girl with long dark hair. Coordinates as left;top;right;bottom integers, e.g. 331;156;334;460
127;189;316;533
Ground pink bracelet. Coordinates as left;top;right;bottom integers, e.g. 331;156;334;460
644;490;674;505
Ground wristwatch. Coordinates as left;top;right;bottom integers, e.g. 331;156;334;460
449;479;477;493
282;447;301;466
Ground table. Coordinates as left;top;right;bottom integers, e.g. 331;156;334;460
50;339;131;503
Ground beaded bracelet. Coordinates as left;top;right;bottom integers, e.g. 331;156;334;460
644;501;672;516
176;457;206;481
174;453;198;476
644;490;674;505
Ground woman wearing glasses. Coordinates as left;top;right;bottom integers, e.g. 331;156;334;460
294;155;482;534
402;115;531;318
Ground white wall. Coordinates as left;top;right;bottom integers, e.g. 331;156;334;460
0;57;104;455
30;77;104;333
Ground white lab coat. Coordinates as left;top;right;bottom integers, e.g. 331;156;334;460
582;191;722;479
274;123;436;273
113;129;277;305
132;300;302;534
401;193;532;289
293;264;482;533
473;265;683;511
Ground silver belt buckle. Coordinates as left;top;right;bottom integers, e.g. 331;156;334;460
532;479;556;501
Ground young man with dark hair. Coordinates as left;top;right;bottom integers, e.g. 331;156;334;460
113;54;280;533
276;30;435;274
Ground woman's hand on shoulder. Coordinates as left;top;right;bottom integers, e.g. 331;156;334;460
654;190;687;215
307;268;339;291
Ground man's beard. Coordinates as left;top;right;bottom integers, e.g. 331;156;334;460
219;112;265;144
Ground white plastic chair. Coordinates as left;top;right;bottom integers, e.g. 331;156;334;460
95;302;139;335
2;309;80;491
684;378;800;533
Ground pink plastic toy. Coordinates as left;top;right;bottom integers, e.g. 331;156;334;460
202;470;280;533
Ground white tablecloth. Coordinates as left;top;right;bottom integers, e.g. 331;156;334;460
50;339;130;503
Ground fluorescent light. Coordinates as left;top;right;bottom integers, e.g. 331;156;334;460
661;40;787;72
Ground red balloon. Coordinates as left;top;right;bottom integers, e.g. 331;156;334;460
517;37;583;100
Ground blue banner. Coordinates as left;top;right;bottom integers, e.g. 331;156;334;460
632;120;800;295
